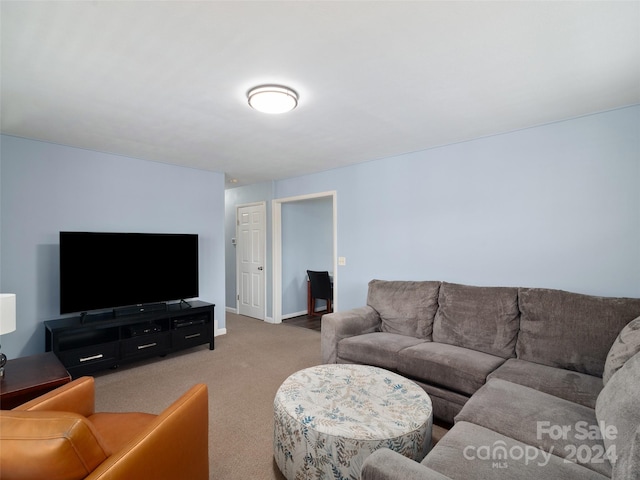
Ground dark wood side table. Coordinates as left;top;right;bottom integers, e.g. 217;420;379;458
0;352;71;409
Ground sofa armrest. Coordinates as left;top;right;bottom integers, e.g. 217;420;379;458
361;449;452;480
86;383;209;480
15;376;96;417
321;306;380;363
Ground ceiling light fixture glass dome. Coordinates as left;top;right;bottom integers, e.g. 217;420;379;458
247;85;298;114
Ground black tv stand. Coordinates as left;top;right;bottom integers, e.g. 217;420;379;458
45;301;214;378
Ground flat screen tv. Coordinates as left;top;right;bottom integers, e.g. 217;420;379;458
60;232;199;314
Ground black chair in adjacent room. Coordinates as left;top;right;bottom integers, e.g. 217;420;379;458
307;270;333;317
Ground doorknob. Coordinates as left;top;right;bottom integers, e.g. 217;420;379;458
258;266;263;270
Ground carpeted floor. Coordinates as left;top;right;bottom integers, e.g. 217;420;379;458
93;312;446;479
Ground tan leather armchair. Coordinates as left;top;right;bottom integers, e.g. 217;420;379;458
0;376;209;480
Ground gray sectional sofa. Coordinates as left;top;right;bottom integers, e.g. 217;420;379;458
320;280;640;480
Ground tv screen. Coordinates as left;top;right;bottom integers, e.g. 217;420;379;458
60;232;199;314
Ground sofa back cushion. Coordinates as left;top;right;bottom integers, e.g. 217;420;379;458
432;282;520;358
367;280;440;340
517;288;640;376
595;351;640;476
0;410;109;480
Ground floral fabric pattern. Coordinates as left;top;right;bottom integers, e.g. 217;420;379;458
274;364;432;480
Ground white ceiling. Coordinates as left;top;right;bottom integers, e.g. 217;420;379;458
2;1;639;187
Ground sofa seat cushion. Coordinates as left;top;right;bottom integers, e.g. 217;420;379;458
362;448;452;480
0;410;110;480
455;379;611;476
487;358;602;408
367;280;441;340
337;332;426;370
433;282;520;359
398;342;506;396
603;315;640;385
517;288;640;377
612;425;640;480
412;379;470;425
88;412;157;455
422;421;608;480
596;351;640;478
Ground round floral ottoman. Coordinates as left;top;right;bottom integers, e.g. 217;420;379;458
273;364;433;480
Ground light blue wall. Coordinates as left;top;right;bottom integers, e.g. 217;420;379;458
275;106;640;309
0;135;226;358
282;197;333;315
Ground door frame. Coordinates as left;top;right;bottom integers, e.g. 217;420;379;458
272;191;337;324
236;201;267;321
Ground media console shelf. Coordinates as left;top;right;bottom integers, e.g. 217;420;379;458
45;301;214;378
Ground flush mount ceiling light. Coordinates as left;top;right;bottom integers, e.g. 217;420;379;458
247;85;298;114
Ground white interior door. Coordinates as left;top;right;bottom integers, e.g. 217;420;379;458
237;203;266;320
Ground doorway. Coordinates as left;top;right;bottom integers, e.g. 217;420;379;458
272;191;337;324
236;202;266;320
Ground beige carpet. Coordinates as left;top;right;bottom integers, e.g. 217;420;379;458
93;312;446;479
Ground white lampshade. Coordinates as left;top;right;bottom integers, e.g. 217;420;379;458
247;85;298;114
0;294;16;335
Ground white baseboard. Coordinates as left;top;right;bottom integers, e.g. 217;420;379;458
225;306;237;314
215;328;227;336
